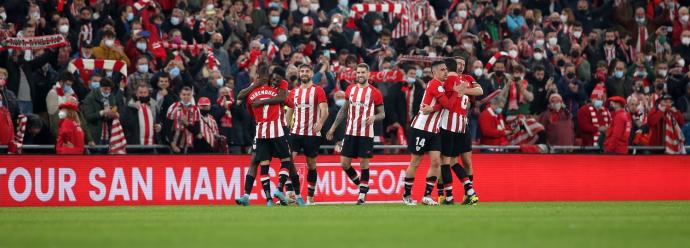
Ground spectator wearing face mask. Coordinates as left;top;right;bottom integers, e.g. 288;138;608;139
193;97;220;153
199;70;226;104
93;30;131;66
121;83;161;147
55;101;85;155
577;86;611;147
672;7;690;47
604;96;632;154
557;63;587;115
500;65;533;117
128;56;153;96
80;77;124;145
0;67;19;146
538;93;575;147
675;82;690;123
479;96;511;146
167;86;200;154
648;94;686;154
606;60;634;98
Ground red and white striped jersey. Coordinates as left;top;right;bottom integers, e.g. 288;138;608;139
440;74;475;133
410;79;446;133
137;104;155;145
287;85;327;136
248;85;284;139
345;84;384;138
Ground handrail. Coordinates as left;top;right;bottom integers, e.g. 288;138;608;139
0;145;688;153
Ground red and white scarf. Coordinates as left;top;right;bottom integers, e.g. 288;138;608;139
167;102;200;148
664;112;686;154
199;113;219;148
160;42;218;70
485;51;516;71
109;117;127;154
508;79;528;110
186;17;207;34
8;115;27;154
138;103;155;145
507;115;544;145
68;59;128;86
589;106;611;146
337;69;406;83
0;35;68;51
217;96;234;128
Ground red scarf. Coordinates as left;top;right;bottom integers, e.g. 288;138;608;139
508;79;528;110
199;113;219;148
337;69;406;83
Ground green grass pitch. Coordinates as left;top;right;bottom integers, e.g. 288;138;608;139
0;201;688;248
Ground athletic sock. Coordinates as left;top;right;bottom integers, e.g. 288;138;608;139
469;175;474;182
344;166;360;185
452;163;474;195
260;165;272;201
285;180;294;192
289;173;301;196
277;161;292;193
437;180;444;197
441;164;453;200
424;176;437;197
359;169;370;194
307;169;317;197
244;174;255;195
403;177;415;197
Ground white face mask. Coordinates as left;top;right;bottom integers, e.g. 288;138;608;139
560;15;568;23
682;37;690;45
573;31;582;39
23;50;33;61
458;10;468;19
319;36;329;44
682;15;690;23
535;39;545;47
548;37;558;46
0;12;6;20
679;59;686;67
58;110;67;119
534;52;544;61
299;7;309;14
508;50;519;58
310;4;320;12
277;34;287;44
658;69;668;77
473;68;483;77
453;23;463;31
104;39;115;48
136;42;147;51
59;24;69;34
428;52;437;58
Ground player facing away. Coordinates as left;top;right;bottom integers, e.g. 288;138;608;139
326;63;385;205
403;60;466;206
235;64;304;207
439;57;482;205
285;64;329;205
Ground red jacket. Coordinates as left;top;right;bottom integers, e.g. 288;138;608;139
604;109;631;154
577;104;611;146
56;119;85;155
479;107;509;145
0;106;13;145
648;108;685;146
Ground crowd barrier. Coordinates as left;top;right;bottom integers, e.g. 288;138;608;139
0;154;689;206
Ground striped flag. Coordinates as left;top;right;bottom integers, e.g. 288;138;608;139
109;117;127;154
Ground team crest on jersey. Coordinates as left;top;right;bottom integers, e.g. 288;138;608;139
437;86;445;93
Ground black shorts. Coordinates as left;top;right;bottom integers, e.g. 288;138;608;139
440;129;472;157
407;128;442;155
341;135;374;159
255;136;291;162
290;135;321;157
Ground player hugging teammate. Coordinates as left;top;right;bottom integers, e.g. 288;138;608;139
403;56;482;206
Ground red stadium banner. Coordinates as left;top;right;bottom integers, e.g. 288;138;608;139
0;155;689;206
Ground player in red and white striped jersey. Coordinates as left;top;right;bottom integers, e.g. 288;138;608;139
439;57;483;205
403;60;465;206
235;64;301;207
285;64;329;205
326;63;385;205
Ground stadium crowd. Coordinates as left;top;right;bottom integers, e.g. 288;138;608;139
0;0;689;155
